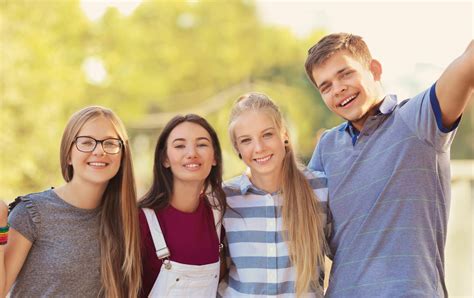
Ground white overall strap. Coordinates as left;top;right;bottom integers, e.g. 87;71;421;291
208;194;222;241
142;208;170;259
212;207;222;242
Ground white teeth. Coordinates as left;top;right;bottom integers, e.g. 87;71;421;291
88;162;106;167
184;163;200;168
340;95;356;107
255;155;272;163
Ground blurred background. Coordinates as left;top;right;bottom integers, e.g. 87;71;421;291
1;0;472;296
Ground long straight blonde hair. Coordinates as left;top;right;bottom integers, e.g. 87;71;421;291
228;93;326;296
60;106;141;297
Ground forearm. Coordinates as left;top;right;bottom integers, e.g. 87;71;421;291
0;249;6;298
0;229;33;296
0;210;7;297
436;40;474;128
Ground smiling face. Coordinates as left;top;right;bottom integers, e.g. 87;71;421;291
164;121;216;186
312;50;384;131
69;116;122;187
233;110;287;182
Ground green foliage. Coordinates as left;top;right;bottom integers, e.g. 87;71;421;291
1;0;471;200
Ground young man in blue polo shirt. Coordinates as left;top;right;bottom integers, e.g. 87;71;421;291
305;33;473;297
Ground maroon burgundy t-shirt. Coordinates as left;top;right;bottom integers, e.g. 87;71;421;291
139;198;220;297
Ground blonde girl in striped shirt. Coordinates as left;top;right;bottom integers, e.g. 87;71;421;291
219;93;329;297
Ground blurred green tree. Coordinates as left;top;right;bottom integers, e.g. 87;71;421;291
1;0;471;200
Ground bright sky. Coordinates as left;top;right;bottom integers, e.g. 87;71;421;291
256;0;473;97
80;0;473;98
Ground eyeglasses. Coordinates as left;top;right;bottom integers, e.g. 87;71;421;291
74;136;123;154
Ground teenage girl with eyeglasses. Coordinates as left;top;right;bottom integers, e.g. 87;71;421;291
0;106;141;297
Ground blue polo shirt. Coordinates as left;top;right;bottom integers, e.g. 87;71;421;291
308;83;460;297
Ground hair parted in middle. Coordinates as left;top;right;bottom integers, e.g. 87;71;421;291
305;32;373;87
139;114;226;220
228;92;327;296
60;105;141;298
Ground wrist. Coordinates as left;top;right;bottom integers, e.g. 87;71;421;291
0;225;9;246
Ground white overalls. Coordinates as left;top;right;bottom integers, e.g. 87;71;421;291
143;207;222;297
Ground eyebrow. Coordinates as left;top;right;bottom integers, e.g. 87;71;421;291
236;127;275;140
316;67;350;89
77;135;119;140
262;127;275;133
172;137;211;144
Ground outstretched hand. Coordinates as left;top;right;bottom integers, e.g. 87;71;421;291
0;201;8;227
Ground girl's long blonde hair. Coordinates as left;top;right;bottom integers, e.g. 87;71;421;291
229;93;326;296
60;106;141;297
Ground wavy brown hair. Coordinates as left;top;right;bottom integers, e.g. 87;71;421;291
228;93;326;296
60;106;141;297
305;32;372;87
139;114;226;221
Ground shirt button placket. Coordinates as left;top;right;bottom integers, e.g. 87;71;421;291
266;194;278;292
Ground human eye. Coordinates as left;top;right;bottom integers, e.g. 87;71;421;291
263;132;273;139
239;138;251;144
197;142;209;147
319;85;331;94
103;139;121;149
78;137;95;146
342;70;354;78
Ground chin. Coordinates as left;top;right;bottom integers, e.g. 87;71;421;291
253;167;276;176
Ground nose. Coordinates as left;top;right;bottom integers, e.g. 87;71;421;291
333;81;347;97
92;141;106;156
186;145;198;159
254;139;264;153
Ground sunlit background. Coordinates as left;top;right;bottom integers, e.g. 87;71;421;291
1;0;472;296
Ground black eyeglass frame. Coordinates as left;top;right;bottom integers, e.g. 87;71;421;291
73;136;123;155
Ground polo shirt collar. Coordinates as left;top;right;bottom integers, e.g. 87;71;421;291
338;94;398;134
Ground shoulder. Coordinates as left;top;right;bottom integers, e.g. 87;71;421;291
318;123;346;146
138;208;149;227
223;175;245;197
7;190;54;241
302;168;327;188
9;189;54;222
396;85;433;112
13;189;54;205
301;168;328;205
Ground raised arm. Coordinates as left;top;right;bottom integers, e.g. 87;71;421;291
436;40;474;128
0;201;32;296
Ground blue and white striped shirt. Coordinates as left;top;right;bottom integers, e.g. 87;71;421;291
218;169;329;297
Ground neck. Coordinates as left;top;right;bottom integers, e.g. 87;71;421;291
248;168;282;194
54;180;106;209
170;180;204;212
351;96;385;131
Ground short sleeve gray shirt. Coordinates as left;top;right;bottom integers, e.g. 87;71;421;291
8;189;102;297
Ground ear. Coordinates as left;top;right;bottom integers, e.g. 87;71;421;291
162;157;170;168
369;59;382;81
212;157;217;166
282;130;289;143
